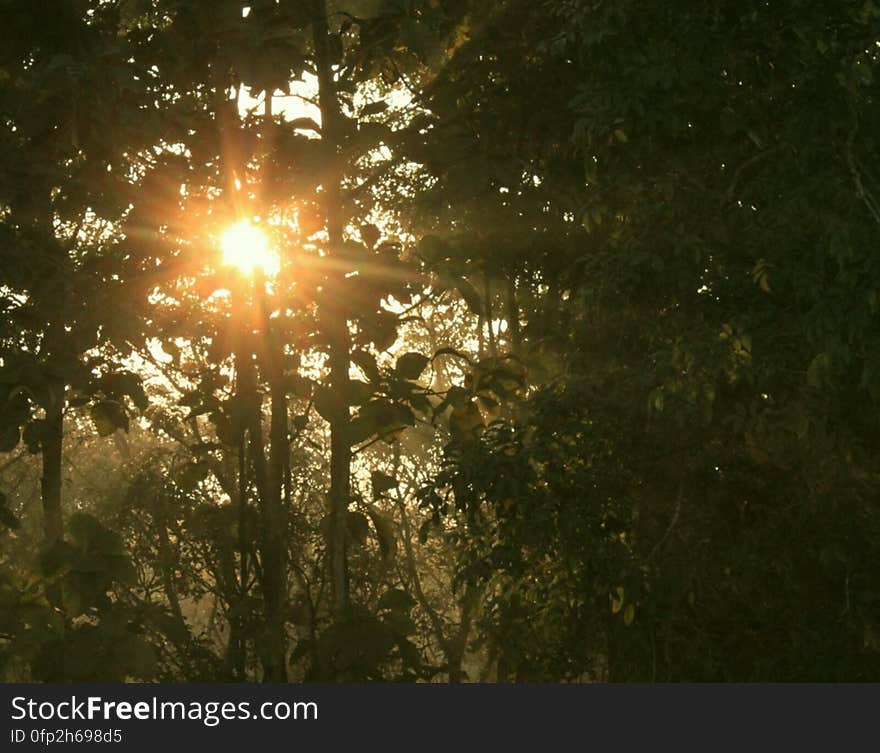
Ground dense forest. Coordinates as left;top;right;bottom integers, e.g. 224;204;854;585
1;0;879;682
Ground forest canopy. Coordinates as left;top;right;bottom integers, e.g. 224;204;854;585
1;0;879;682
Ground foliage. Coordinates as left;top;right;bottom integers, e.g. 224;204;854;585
412;0;880;680
1;0;879;683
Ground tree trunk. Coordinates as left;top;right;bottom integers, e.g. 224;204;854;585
312;0;352;647
483;274;496;356
40;309;65;612
255;265;289;683
217;72;288;681
39;197;66;570
226;426;248;681
40;385;64;549
505;274;521;355
233;274;288;682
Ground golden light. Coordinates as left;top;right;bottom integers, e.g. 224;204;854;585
220;220;279;276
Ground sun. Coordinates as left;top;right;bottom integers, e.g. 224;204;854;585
220;220;279;276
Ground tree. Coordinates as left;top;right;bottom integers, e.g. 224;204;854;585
3;0;880;684
417;0;880;680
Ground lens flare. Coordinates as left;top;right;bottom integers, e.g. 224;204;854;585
220;221;279;275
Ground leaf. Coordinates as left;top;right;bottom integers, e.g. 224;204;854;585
147;607;190;643
610;586;624;614
0;505;20;530
163;340;181;365
751;259;771;293
289;639;314;665
346;511;370;547
395;352;429;380
449;400;483;440
115;634;158;679
119;0;152;24
346;415;377;446
360;100;388;117
648;389;664;413
22;420;44;453
288;597;312;627
290;117;321;134
807;353;830;388
623;603;636;626
367;507;397;562
407;391;432;415
314;386;347;422
398;18;433;61
351;350;380;382
90;400;129;437
345;379;374;406
359;310;399;351
732;334;751;359
99;371;149;411
354;399;394;430
0;423;20;453
371;471;398;498
441;385;472;411
418;519;432;544
178;460;210;491
355;400;416;442
395;637;423;669
455;279;483;315
744;432;769;465
178;390;202;409
286;374;314;399
211;412;237;446
383;611;417;637
360;223;381;249
68;512;125;556
64;629;101;677
107;554;136;584
432;347;473;365
418;235;451;263
377;588;416;613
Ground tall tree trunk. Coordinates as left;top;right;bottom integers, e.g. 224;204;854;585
392;447;481;682
40;385;64;549
447;583;481;683
40;222;67;610
233;275;287;682
255;263;289;682
226;399;248;681
219;79;254;681
217;68;288;681
312;0;352;648
230;285;253;680
39;380;64;614
505;274;521;355
252;93;289;683
483;274;497;356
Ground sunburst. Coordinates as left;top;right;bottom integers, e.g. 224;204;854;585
220;221;279;276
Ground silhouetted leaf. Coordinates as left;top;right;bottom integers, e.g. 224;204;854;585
0;424;20;453
395;352;429;380
371;471;397;498
90;400;128;437
346;511;370;546
377;588;416;613
0;505;20;530
367;507;396;562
